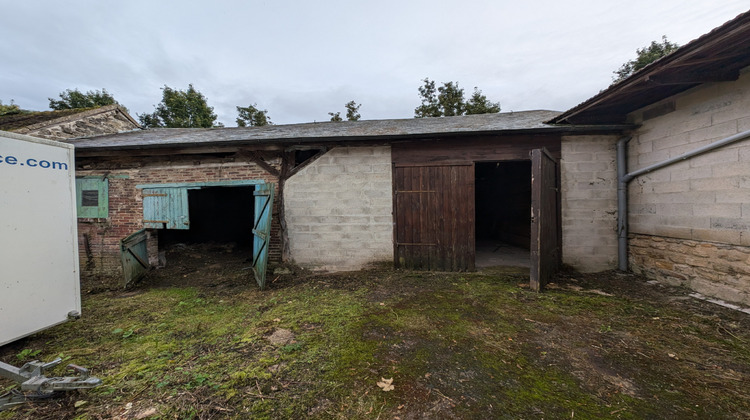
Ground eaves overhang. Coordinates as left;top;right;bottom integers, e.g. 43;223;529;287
550;10;750;125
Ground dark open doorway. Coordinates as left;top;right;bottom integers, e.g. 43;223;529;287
475;161;531;268
159;186;255;251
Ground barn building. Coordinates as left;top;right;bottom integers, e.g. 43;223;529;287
66;112;626;290
62;10;750;305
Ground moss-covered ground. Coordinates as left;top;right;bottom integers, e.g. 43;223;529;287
2;256;750;419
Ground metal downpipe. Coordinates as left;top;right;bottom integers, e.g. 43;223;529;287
616;128;750;272
616;137;631;272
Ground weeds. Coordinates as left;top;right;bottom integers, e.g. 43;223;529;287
15;349;40;361
1;268;749;419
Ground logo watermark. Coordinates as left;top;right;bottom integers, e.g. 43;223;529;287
0;155;69;171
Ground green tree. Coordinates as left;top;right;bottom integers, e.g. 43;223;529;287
613;35;680;83
414;78;441;118
328;100;361;122
0;99;21;116
437;81;465;116
345;100;361;121
49;88;118;110
138;84;219;128
465;87;501;115
236;104;271;127
415;78;500;118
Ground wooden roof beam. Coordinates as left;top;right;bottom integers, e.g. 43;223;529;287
645;69;740;85
663;50;750;68
237;149;281;177
73;144;285;157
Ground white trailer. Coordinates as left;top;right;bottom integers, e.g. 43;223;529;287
0;131;81;346
0;132;99;410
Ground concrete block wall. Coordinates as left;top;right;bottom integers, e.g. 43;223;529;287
560;135;619;272
626;67;750;304
284;146;393;271
76;157;279;291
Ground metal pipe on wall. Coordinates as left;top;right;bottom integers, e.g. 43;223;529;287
616;129;750;271
616;136;631;272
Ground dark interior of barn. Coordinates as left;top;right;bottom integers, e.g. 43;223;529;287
159;186;255;250
474;161;531;268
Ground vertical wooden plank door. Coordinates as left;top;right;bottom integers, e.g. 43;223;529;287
393;164;475;271
252;183;275;290
530;148;561;291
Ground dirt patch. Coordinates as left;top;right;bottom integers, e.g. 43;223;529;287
137;243;256;290
267;329;295;346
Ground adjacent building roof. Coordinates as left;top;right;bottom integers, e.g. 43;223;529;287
550;10;750;124
0;108;87;131
65;110;631;153
0;105;139;135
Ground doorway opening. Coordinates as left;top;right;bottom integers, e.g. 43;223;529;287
159;186;255;252
475;161;531;268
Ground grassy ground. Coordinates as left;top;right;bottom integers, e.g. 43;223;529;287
2;250;750;419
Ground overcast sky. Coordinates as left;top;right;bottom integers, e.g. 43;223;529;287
1;1;748;126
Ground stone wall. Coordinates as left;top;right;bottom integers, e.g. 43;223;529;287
630;234;750;305
560;135;619;272
19;106;139;140
76;156;279;291
284;146;393;271
626;67;750;304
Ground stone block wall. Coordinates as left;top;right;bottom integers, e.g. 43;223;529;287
20;106;139;140
630;234;750;305
76;156;279;291
626;67;750;304
560;135;619;272
284;146;393;271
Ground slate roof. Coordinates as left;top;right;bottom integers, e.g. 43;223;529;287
65;110;629;152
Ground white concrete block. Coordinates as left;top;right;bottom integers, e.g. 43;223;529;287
693;204;742;218
285;146;393;270
690;177;740;192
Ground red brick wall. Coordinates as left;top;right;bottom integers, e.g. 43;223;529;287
76;156;281;290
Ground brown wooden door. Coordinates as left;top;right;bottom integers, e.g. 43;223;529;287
530;148;560;291
393;164;475;271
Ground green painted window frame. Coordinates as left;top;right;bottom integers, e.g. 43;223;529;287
76;177;109;218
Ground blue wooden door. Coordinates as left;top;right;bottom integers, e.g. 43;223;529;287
252;183;274;290
120;229;149;287
142;188;190;230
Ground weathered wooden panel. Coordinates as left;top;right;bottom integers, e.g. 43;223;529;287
394;165;475;271
530;148;560;291
76;177;109;218
142;188;190;230
392;135;561;166
120;229;149;287
252;183;275;290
